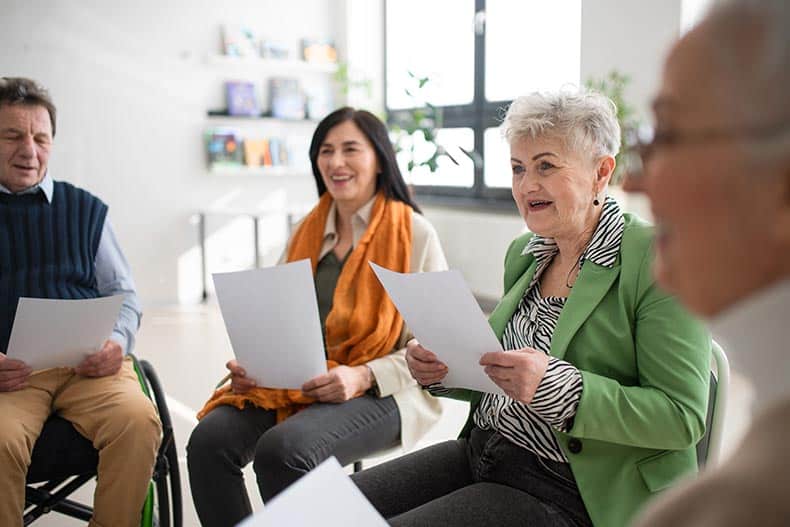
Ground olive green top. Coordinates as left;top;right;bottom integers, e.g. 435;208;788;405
314;248;351;347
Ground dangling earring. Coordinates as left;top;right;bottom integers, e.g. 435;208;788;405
593;193;601;206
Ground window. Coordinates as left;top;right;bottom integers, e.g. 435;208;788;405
385;0;581;204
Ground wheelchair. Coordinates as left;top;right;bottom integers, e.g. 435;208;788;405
23;355;182;527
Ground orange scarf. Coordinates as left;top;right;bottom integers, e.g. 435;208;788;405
197;192;412;422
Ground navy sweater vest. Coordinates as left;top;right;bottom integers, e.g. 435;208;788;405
0;181;108;354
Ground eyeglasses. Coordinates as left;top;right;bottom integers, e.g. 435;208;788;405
622;121;790;184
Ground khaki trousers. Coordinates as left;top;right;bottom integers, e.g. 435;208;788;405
0;357;162;527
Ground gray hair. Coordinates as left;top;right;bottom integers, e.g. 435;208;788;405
704;0;790;126
0;77;57;137
501;90;621;161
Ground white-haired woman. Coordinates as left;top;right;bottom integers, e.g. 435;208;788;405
351;91;712;527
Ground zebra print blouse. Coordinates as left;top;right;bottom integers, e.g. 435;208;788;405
473;197;625;463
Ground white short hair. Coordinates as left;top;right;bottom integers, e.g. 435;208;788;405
501;90;621;161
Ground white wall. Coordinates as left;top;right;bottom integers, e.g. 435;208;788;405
0;0;343;305
338;0;386;112
581;0;682;121
422;206;525;300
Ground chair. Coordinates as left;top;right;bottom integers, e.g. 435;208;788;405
695;340;730;468
23;355;182;527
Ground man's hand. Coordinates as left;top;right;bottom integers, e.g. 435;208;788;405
74;340;124;378
479;348;549;404
405;339;448;386
301;365;371;403
0;355;32;391
226;359;257;394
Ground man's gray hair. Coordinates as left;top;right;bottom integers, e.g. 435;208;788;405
704;0;790;126
0;77;57;136
501;90;621;161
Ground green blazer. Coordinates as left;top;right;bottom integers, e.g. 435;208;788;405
446;214;711;527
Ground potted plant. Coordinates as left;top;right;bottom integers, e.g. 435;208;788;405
389;72;460;182
585;70;640;184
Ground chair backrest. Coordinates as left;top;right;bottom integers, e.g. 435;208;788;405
696;340;730;468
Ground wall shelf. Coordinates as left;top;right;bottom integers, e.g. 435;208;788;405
206;111;319;125
204;54;339;75
203;50;334;176
208;166;311;178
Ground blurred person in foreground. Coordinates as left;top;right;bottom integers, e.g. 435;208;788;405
625;1;790;525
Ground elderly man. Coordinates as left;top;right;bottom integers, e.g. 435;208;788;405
0;77;161;527
625;0;790;525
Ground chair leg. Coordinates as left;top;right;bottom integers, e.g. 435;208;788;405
25;474;95;525
47;499;94;522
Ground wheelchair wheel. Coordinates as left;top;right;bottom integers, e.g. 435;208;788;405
137;358;183;527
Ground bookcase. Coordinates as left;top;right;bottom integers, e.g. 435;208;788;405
203;53;339;178
195;20;342;301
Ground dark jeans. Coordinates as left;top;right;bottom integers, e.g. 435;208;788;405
352;427;593;527
187;395;400;527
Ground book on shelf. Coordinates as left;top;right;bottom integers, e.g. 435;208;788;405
240;136;292;169
269;138;290;166
305;83;334;121
260;39;290;60
301;38;337;63
206;127;244;169
221;24;259;57
270;78;306;120
225;81;259;117
243;138;271;167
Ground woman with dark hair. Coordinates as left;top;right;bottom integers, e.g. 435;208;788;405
187;107;447;527
308;106;420;211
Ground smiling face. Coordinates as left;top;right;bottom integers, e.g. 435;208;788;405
0;104;52;192
316;119;380;212
510;135;613;245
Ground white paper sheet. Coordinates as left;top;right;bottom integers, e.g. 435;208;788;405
370;263;504;394
237;456;388;527
212;259;327;389
6;295;125;371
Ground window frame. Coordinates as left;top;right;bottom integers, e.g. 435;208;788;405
383;0;518;207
